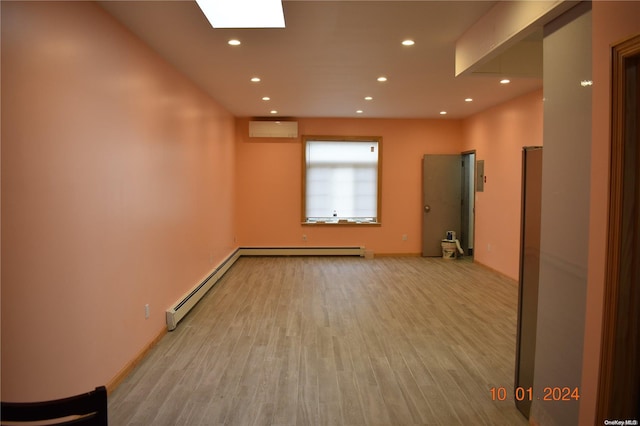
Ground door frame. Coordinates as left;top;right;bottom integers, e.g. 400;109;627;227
461;150;476;257
597;34;640;422
514;146;543;419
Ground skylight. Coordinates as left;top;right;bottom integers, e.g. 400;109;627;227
196;0;285;29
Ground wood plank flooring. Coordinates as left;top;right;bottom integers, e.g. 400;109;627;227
108;256;528;425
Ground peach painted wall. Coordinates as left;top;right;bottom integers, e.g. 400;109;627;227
580;2;640;425
462;90;544;280
235;117;463;255
1;2;236;400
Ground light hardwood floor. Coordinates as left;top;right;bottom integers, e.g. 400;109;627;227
108;256;528;426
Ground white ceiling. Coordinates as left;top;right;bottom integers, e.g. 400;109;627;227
99;0;544;119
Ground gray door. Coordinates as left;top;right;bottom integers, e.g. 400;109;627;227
422;155;461;256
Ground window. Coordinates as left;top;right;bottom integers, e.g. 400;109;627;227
302;136;381;225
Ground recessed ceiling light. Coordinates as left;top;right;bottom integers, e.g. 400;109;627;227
439;111;447;115
196;0;285;29
465;98;473;102
270;110;278;114
250;77;261;82
500;79;511;84
262;96;270;101
377;76;387;82
356;110;364;114
228;39;241;46
402;39;415;46
364;96;373;101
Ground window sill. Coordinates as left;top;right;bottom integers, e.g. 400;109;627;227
302;220;381;227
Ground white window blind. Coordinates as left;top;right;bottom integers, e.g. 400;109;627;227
304;138;380;223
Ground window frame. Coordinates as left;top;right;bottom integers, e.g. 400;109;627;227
301;135;382;226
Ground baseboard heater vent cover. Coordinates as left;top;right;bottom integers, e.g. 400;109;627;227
166;249;241;331
239;246;365;257
166;246;364;331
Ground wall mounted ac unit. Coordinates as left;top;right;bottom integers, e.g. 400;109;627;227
249;120;298;138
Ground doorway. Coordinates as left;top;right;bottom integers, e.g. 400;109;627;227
461;151;476;257
422;153;475;257
597;35;640;422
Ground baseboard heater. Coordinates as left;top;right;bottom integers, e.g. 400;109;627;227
165;249;242;331
239;246;364;257
166;246;364;330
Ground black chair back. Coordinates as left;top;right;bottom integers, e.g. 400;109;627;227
1;386;108;426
